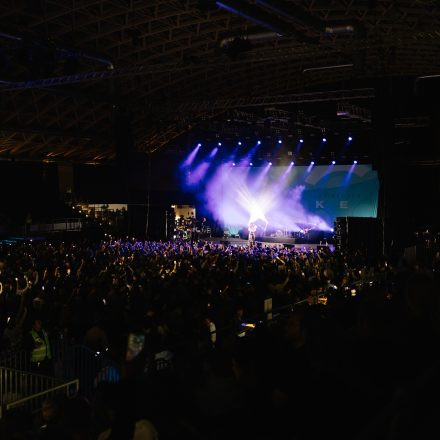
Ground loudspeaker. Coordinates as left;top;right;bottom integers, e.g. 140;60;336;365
113;105;134;164
335;217;382;256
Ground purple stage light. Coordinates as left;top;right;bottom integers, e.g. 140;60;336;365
186;162;210;186
238;141;242;145
182;144;201;167
218;142;222;146
311;161;315;165
331;160;336;165
232;162;236;166
257;140;261;145
299;139;304;143
269;162;272;166
249;162;253;166
202;161;332;234
278;140;282;144
348;136;353;141
322;138;327;143
209;147;219;158
291;162;294;166
353;160;358;164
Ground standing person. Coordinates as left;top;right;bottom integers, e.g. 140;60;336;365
248;222;257;247
201;217;207;236
26;318;53;376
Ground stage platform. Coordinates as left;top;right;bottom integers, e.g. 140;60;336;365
204;236;334;251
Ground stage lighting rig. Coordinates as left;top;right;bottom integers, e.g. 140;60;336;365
223;37;253;59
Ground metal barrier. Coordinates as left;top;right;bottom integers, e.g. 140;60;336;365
0;348;30;372
0;340;120;400
5;378;79;417
0;367;78;419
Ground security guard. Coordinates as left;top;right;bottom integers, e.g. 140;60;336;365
28;318;53;375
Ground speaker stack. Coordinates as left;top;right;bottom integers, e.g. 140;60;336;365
335;217;382;256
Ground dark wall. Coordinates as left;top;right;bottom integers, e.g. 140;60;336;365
0;161;59;226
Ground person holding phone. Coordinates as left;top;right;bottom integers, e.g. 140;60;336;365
126;332;145;362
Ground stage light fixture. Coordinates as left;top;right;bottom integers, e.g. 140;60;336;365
278;140;282;144
348;136;353;141
353;160;358;164
218;142;222;146
322;138;327;143
197;143;201;147
238;141;242;145
250;162;253;166
269;162;272;165
232;162;236;166
257;140;261;145
332;160;336;165
311;161;315;165
299;139;304;143
291;162;294;166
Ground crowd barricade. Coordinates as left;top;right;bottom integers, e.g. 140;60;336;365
0;339;120;401
0;367;78;419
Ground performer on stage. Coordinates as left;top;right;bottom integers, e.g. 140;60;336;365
248;222;257;247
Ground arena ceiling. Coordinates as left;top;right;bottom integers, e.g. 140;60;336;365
1;0;440;163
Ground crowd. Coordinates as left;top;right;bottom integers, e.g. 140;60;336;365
0;237;440;439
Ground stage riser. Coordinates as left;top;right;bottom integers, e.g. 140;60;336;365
203;237;333;251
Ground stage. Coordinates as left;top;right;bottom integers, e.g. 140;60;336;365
204;236;334;251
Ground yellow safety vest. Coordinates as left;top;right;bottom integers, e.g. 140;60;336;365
30;329;51;363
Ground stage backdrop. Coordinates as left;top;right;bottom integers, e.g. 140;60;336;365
202;163;380;233
293;164;379;226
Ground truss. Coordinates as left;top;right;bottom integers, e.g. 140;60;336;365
170;88;375;114
0;0;439;161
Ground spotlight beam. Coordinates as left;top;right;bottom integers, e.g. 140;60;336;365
182;144;201;167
